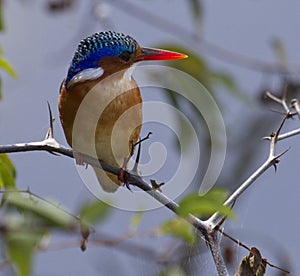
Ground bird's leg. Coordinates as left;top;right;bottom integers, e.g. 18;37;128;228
118;158;129;190
74;152;88;168
119;142;140;191
120;132;152;190
118;140;137;190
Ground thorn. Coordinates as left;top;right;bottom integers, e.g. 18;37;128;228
275;147;290;159
215;199;236;230
269;108;287;115
271;147;289;173
132;138;141;173
45;102;55;139
150;179;165;192
133;132;152;148
132;132;152;174
125;181;133;192
129;131;152;157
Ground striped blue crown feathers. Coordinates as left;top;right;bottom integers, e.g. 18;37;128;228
66;31;138;86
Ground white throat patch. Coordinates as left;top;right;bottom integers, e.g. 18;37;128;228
67;67;104;89
123;64;136;81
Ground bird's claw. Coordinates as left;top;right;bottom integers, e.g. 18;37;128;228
74;152;88;168
118;167;132;191
120;133;152;191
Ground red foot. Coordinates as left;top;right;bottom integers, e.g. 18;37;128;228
74;152;88;168
118;168;126;183
118;168;131;191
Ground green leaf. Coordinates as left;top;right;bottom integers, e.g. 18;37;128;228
177;188;234;218
130;211;144;229
160;217;196;245
0;45;17;98
79;199;109;226
5;192;77;229
0;56;17;78
0;154;16;189
159;265;187;276
5;231;40;276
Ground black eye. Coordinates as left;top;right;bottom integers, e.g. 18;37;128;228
119;51;133;62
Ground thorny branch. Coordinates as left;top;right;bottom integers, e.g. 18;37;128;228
0;92;299;274
206;115;289;228
208;89;300;229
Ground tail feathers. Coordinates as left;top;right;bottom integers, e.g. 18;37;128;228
93;167;120;193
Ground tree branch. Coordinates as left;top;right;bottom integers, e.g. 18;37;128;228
1;94;297;274
0;138;209;234
207;115;290;228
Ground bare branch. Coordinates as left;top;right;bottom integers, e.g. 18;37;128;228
219;230;290;274
206;231;229;276
207;116;291;228
1;101;297;275
264;90;290;114
276;127;300;141
0;137;209;234
291;98;300;119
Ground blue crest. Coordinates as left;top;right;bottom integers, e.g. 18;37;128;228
66;31;138;86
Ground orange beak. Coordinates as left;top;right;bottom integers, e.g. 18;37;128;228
135;47;188;62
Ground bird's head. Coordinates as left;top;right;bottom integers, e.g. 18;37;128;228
65;31;187;89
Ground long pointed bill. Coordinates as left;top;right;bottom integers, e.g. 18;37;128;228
135;47;188;62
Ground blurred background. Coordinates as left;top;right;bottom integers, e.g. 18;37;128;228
0;0;300;275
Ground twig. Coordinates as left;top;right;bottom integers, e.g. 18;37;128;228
219;229;290;274
265;89;290;114
275;127;300;141
0;188;81;221
291;98;300;119
0;137;209;234
207;115;289;228
0;103;297;275
206;231;229;276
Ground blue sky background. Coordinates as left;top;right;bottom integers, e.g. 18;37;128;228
1;0;300;275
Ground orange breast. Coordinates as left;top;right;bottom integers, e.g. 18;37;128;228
58;73;143;166
58;72;143;192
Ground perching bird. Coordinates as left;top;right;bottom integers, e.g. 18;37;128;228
58;31;187;192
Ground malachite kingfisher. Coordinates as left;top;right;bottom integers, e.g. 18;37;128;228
58;31;187;193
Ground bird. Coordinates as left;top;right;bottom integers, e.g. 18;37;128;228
58;31;187;193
